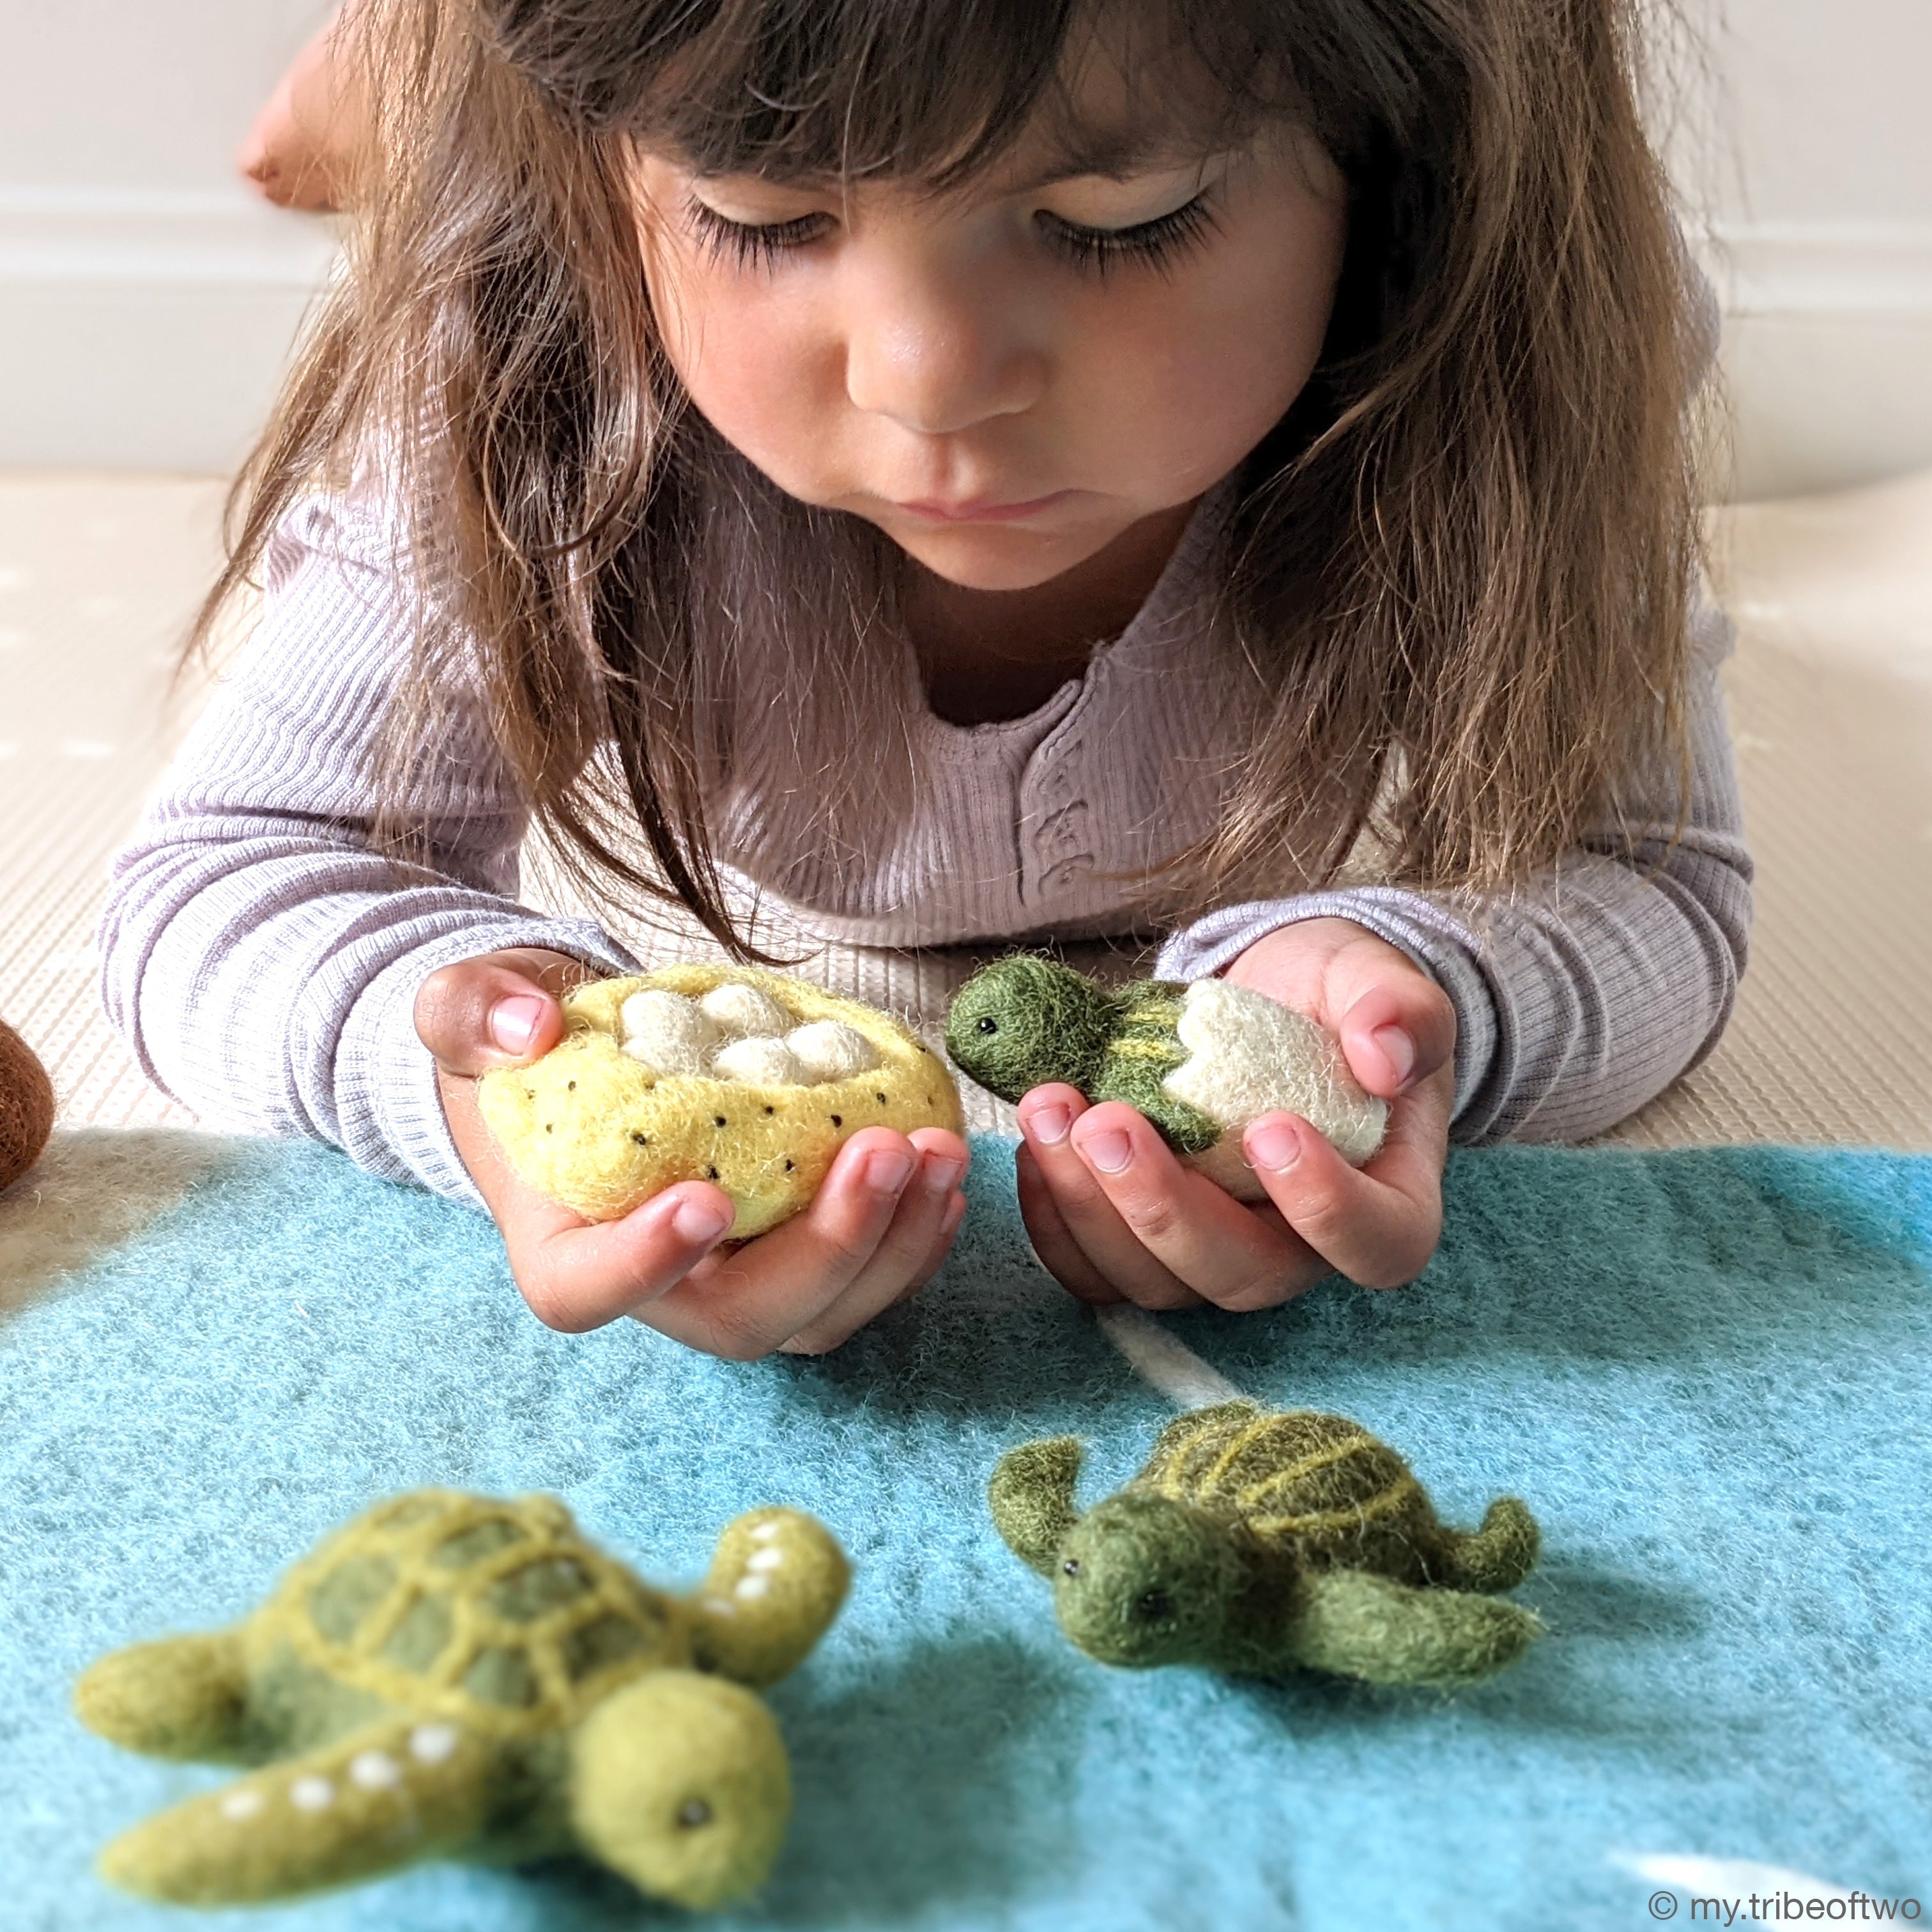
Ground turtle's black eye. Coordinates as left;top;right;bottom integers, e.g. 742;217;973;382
1061;1558;1080;1577
976;1016;999;1034
677;1798;713;1830
1133;1587;1175;1623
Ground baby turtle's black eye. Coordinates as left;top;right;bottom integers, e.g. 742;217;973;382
976;1016;999;1034
676;1798;713;1830
1061;1558;1080;1577
1133;1587;1175;1623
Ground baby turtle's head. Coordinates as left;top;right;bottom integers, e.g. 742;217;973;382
944;956;1114;1103
571;1673;790;1909
1052;1494;1242;1669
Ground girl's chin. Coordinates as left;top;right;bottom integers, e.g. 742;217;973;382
871;515;1126;592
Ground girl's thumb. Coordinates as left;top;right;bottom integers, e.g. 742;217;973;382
413;950;578;1077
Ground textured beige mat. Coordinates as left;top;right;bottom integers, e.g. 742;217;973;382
1;467;1928;1151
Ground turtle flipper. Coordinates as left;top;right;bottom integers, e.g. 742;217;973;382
988;1436;1084;1575
75;1629;250;1763
1430;1497;1541;1595
97;1714;497;1905
688;1508;850;1688
1280;1568;1542;1688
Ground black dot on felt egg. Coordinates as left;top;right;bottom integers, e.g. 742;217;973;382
567;1079;576;1091
544;1124;553;1134
829;1114;842;1126
705;1165;719;1180
713;1115;728;1128
763;1105;774;1116
875;1092;887;1104
631;1131;648;1146
784;1159;795;1172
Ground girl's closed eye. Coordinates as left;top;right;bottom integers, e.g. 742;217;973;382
680;174;1224;278
683;196;834;273
1032;191;1219;277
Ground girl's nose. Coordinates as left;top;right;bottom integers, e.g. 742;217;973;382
842;252;1046;435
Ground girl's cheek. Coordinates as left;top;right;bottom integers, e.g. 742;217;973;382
657;272;850;487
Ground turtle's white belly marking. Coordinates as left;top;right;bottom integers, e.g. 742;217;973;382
1161;980;1387;1168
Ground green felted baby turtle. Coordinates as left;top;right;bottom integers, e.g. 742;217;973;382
944;957;1386;1199
989;1400;1542;1687
75;1490;849;1910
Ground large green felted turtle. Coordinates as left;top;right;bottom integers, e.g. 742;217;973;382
74;1490;849;1910
989;1401;1542;1686
944;957;1386;1198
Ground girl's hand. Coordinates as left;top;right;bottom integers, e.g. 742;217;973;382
1013;917;1455;1312
415;949;970;1358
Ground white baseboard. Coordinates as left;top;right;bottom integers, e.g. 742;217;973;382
0;189;337;473
1699;221;1932;497
3;193;1930;499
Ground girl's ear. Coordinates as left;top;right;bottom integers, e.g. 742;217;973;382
988;1437;1084;1577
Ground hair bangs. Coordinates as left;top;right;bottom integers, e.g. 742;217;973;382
489;0;1313;187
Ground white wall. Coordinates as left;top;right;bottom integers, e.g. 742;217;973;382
1687;0;1932;496
1;0;1929;495
0;2;339;472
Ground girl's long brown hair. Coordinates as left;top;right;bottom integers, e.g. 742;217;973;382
198;0;1712;956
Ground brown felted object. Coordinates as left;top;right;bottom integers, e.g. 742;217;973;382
0;1018;55;1190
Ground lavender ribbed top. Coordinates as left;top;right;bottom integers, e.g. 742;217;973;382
100;484;1752;1206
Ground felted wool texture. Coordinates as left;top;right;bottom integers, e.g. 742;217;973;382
1164;981;1387;1170
0;1015;56;1191
478;966;963;1235
992;1404;1541;1684
77;1490;834;1910
4;1134;1932;1931
945;962;1385;1199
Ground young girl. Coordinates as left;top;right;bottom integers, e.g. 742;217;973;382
111;0;1749;1360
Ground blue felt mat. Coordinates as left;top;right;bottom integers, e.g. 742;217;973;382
2;1133;1929;1931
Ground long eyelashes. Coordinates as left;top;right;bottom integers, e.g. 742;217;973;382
680;191;1220;278
683;198;832;273
1034;194;1220;277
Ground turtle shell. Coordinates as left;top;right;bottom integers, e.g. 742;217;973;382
266;1491;689;1738
1131;1402;1437;1572
477;965;964;1234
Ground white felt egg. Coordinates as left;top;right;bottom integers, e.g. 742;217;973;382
785;1021;879;1082
618;990;721;1075
710;1036;808;1086
699;983;793;1038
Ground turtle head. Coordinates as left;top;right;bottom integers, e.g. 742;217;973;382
944;956;1113;1102
1052;1493;1241;1669
571;1671;790;1910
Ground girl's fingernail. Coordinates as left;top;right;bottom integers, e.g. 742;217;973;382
923;1155;965;1195
1079;1129;1133;1175
1371;1023;1416;1089
1029;1105;1071;1146
489;994;546;1054
1248;1120;1303;1171
865;1149;915;1196
671;1196;733;1245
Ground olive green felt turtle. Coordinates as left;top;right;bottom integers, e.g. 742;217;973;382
989;1401;1542;1687
944;957;1386;1200
480;965;963;1235
75;1491;849;1910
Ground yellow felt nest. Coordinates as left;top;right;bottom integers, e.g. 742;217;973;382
477;967;963;1237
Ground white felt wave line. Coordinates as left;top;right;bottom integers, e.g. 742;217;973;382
1092;1303;1246;1410
1612;1851;1859;1904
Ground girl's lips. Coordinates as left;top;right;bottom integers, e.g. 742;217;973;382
894;491;1073;525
